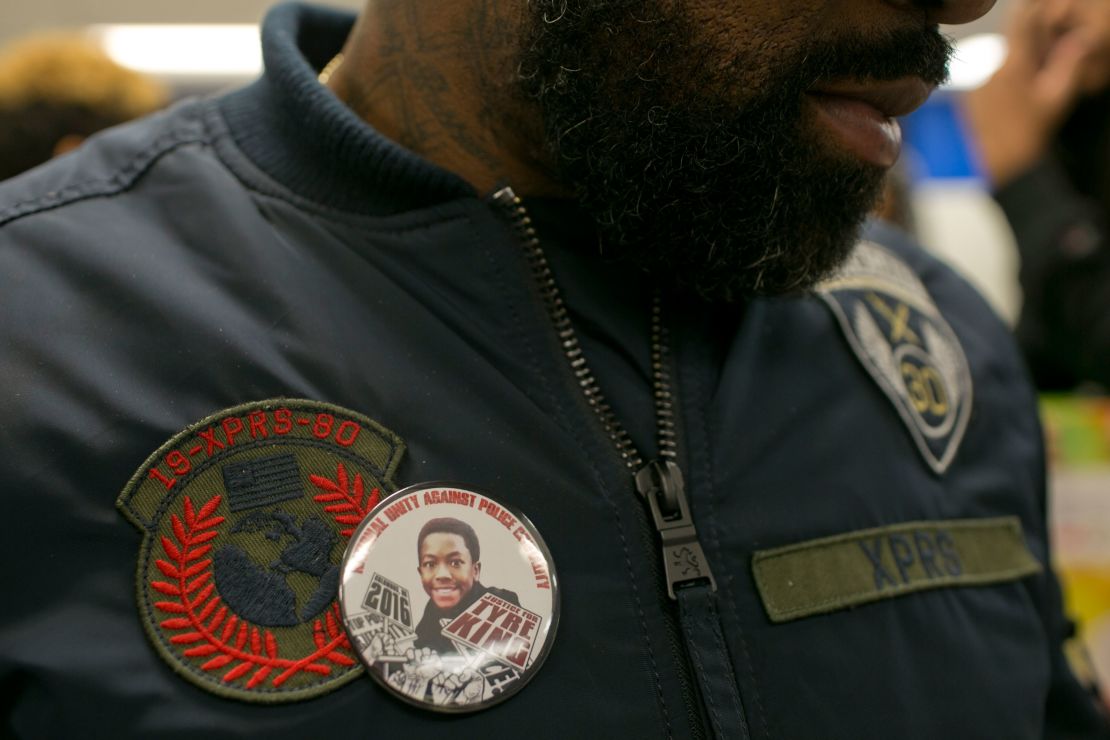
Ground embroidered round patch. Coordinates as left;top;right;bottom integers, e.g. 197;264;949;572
117;399;405;703
339;483;559;713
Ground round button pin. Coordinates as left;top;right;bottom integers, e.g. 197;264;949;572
339;482;559;712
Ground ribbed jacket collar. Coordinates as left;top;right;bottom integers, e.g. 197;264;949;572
217;3;476;215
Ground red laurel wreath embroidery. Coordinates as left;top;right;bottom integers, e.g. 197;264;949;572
151;493;358;689
309;463;381;536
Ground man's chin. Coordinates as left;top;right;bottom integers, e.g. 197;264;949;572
600;181;881;302
545;93;890;302
686;231;865;301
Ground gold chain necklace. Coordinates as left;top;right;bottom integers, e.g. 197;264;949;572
317;52;345;84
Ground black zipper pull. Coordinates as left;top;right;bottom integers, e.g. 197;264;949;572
634;459;717;599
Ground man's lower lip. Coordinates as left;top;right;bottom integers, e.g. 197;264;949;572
805;94;902;168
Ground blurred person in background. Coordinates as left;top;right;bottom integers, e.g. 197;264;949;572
964;0;1110;390
0;32;167;181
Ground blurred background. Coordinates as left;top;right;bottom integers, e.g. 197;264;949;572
5;0;1110;705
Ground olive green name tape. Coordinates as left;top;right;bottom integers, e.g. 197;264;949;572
752;517;1042;623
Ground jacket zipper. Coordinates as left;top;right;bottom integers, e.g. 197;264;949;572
491;185;718;737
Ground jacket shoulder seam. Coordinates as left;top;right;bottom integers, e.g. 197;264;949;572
0;128;207;229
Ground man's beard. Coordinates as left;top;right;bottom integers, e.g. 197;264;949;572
518;1;952;300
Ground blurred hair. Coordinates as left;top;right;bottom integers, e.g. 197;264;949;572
0;32;168;180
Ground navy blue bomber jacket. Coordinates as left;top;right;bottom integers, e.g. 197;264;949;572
0;4;1107;738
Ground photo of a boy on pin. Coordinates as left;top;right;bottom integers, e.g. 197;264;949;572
414;517;520;657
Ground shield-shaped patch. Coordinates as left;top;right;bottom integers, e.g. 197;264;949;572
816;241;972;474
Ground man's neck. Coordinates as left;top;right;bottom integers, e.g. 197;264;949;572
326;0;567;197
